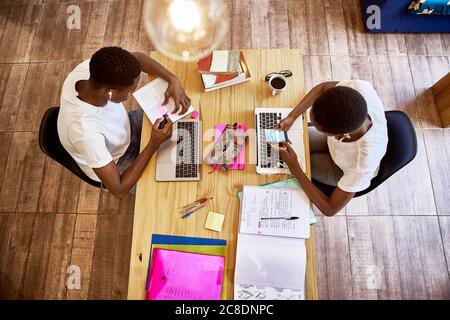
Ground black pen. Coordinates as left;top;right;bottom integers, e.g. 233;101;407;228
158;114;169;129
260;216;299;221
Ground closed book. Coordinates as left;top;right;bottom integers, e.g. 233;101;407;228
198;50;242;75
200;52;251;92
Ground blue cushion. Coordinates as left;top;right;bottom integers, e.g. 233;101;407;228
408;0;450;15
360;0;450;32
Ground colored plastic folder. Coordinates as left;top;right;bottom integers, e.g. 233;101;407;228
146;248;225;300
146;234;228;298
148;244;228;300
151;234;226;246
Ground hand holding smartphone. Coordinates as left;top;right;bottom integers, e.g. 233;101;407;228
265;129;287;143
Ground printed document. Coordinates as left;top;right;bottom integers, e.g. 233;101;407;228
240;186;310;239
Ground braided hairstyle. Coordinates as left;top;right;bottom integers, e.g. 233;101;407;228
90;46;141;88
311;86;368;134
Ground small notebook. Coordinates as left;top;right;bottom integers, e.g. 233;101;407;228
146;248;225;300
213;123;247;170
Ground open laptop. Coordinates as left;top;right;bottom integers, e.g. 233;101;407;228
156;119;202;181
255;108;305;175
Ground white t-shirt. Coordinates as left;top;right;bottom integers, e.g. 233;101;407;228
327;80;388;193
57;59;131;182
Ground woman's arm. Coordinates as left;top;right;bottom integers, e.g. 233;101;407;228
277;142;355;216
93;118;173;198
132;52;191;114
276;81;338;130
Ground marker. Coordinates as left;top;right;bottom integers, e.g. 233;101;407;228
158;114;169;129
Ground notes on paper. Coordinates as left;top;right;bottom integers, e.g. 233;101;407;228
240;186;310;239
132;78;194;124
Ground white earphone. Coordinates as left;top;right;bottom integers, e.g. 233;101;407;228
108;90;113;100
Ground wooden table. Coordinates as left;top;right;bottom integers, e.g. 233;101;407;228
127;49;318;300
432;71;450;128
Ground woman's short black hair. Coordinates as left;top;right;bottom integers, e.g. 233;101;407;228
311;86;368;134
89;46;141;88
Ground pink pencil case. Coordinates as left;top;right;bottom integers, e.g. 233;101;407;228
213;123;247;170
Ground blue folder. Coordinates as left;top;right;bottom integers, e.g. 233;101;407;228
151;234;226;246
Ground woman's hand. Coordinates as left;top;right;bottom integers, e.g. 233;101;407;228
275;116;295;131
272;142;301;172
149;117;173;147
163;77;192;115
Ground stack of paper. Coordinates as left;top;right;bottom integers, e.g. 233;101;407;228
234;184;312;300
145;234;227;300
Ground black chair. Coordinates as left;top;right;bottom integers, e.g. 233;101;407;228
39;107;102;188
312;111;418;197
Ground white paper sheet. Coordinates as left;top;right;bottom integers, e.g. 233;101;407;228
132;78;194;124
240;186;310;239
234;233;306;291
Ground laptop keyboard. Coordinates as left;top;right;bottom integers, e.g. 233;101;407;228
258;112;283;168
175;121;199;178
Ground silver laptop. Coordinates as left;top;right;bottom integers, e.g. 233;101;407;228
156;119;202;181
255;108;305;175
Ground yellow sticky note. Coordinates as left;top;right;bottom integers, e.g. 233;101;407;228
205;211;225;232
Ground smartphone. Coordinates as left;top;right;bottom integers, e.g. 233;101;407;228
265;129;287;143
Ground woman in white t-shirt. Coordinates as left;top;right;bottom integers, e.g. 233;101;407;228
58;46;191;198
273;80;388;216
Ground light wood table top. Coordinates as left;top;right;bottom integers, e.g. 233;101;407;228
127;49;318;300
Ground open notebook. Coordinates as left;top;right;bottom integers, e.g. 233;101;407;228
234;185;311;300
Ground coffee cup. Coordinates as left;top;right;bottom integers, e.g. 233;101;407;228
268;74;287;96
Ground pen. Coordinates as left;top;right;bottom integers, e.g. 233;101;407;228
158;114;169;129
260;216;300;221
181;202;208;219
178;197;212;212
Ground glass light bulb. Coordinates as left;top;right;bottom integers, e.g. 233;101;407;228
143;0;229;62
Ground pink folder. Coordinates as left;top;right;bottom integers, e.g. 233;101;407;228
146;248;225;300
213;124;247;170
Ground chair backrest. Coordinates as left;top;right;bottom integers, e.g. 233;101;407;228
39;107;102;188
312;110;418;197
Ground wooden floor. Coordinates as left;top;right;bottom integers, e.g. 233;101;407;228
0;0;449;300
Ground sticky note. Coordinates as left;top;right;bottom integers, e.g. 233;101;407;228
205;211;225;232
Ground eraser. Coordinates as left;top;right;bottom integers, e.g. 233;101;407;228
191;111;199;119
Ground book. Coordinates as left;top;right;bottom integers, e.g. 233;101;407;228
146;248;225;300
199;51;252;92
235;185;309;301
234;234;306;300
198;50;242;75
